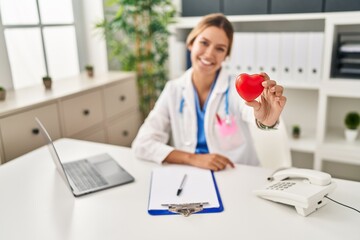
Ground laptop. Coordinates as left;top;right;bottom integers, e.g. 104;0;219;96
35;117;135;197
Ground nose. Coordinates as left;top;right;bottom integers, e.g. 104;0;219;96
204;46;216;58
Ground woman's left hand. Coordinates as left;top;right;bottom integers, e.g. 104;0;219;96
245;72;287;126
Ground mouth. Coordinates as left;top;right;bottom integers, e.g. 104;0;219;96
199;58;215;66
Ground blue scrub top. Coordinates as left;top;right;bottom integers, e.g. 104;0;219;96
193;72;219;154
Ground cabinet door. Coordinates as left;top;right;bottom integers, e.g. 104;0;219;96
271;0;322;14
325;0;360;12
103;79;139;119
0;104;61;161
107;112;142;147
61;90;103;136
223;0;268;15
74;128;107;144
182;0;220;17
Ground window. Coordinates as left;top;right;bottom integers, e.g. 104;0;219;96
0;0;80;89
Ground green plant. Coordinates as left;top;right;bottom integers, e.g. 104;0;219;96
96;0;176;117
345;112;360;130
0;86;5;100
292;125;301;139
85;65;93;71
42;75;52;81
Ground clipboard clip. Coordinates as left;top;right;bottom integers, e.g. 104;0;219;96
161;202;209;217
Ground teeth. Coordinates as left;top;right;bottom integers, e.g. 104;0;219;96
200;58;212;65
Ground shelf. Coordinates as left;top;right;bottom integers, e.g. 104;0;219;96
169;11;360;177
288;135;317;153
282;81;320;90
323;80;360;97
323;129;360;156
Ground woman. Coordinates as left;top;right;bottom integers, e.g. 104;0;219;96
132;13;287;171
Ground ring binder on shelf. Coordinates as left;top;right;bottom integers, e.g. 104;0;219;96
148;165;223;217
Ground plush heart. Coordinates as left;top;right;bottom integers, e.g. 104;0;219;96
235;73;264;102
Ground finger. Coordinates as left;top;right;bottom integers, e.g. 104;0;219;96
212;159;227;171
262;79;277;89
217;156;235;169
271;85;284;96
226;159;235;168
245;100;261;111
278;96;287;107
260;72;270;81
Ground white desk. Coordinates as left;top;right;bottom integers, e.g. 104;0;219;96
0;139;359;240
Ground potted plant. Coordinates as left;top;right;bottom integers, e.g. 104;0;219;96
0;86;6;101
96;0;176;118
344;111;360;142
42;75;52;90
292;125;301;139
85;65;94;77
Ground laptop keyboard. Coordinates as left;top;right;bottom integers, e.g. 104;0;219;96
63;159;108;192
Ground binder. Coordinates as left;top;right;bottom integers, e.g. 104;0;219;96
265;33;281;81
279;33;295;83
148;165;223;217
236;32;256;74
293;32;309;83
255;33;268;74
307;32;324;83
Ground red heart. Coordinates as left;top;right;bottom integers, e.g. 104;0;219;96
235;73;264;102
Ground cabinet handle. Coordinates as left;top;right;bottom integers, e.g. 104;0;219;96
119;95;126;102
312;68;317;74
271;67;276;72
284;67;289;73
122;130;129;137
298;68;303;73
32;128;40;135
83;109;90;116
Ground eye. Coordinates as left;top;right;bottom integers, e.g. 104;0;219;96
217;47;226;53
200;40;208;46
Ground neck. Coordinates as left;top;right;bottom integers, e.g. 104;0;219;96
192;70;218;107
192;70;216;93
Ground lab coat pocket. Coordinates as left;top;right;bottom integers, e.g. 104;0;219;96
214;116;244;151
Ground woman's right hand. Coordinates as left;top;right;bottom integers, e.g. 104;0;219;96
189;153;235;171
165;150;235;171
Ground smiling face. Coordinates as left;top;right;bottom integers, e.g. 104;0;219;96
188;26;229;78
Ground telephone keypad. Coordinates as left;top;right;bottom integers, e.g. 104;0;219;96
267;182;296;191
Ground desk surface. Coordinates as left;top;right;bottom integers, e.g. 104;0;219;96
0;139;359;240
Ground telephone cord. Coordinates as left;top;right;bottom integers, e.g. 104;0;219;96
325;196;360;214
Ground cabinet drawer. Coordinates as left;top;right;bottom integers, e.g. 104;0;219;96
73;128;107;144
0;104;61;161
107;112;142;147
61;90;103;136
103;79;139;119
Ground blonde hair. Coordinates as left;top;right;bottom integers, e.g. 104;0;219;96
186;13;234;56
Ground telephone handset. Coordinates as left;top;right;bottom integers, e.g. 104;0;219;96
254;168;337;216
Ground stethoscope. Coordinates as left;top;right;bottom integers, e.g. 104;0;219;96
179;76;231;125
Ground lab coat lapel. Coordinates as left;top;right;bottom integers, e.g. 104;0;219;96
181;69;197;147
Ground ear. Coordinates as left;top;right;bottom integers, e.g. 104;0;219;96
187;43;192;52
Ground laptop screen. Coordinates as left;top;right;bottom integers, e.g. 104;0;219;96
35;117;73;189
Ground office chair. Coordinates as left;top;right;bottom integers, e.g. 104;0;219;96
249;117;292;169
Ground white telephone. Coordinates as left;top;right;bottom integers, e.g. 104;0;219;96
253;168;337;216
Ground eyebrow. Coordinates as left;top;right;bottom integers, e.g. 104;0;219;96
200;36;228;48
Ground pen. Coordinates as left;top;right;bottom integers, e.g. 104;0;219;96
215;113;222;125
177;174;187;196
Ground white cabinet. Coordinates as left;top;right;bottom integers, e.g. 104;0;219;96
0;103;61;161
0;71;141;163
61;90;104;136
169;12;360;180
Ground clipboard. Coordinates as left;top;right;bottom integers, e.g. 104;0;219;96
148;165;224;217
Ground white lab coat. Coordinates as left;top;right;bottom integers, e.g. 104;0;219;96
132;68;259;166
